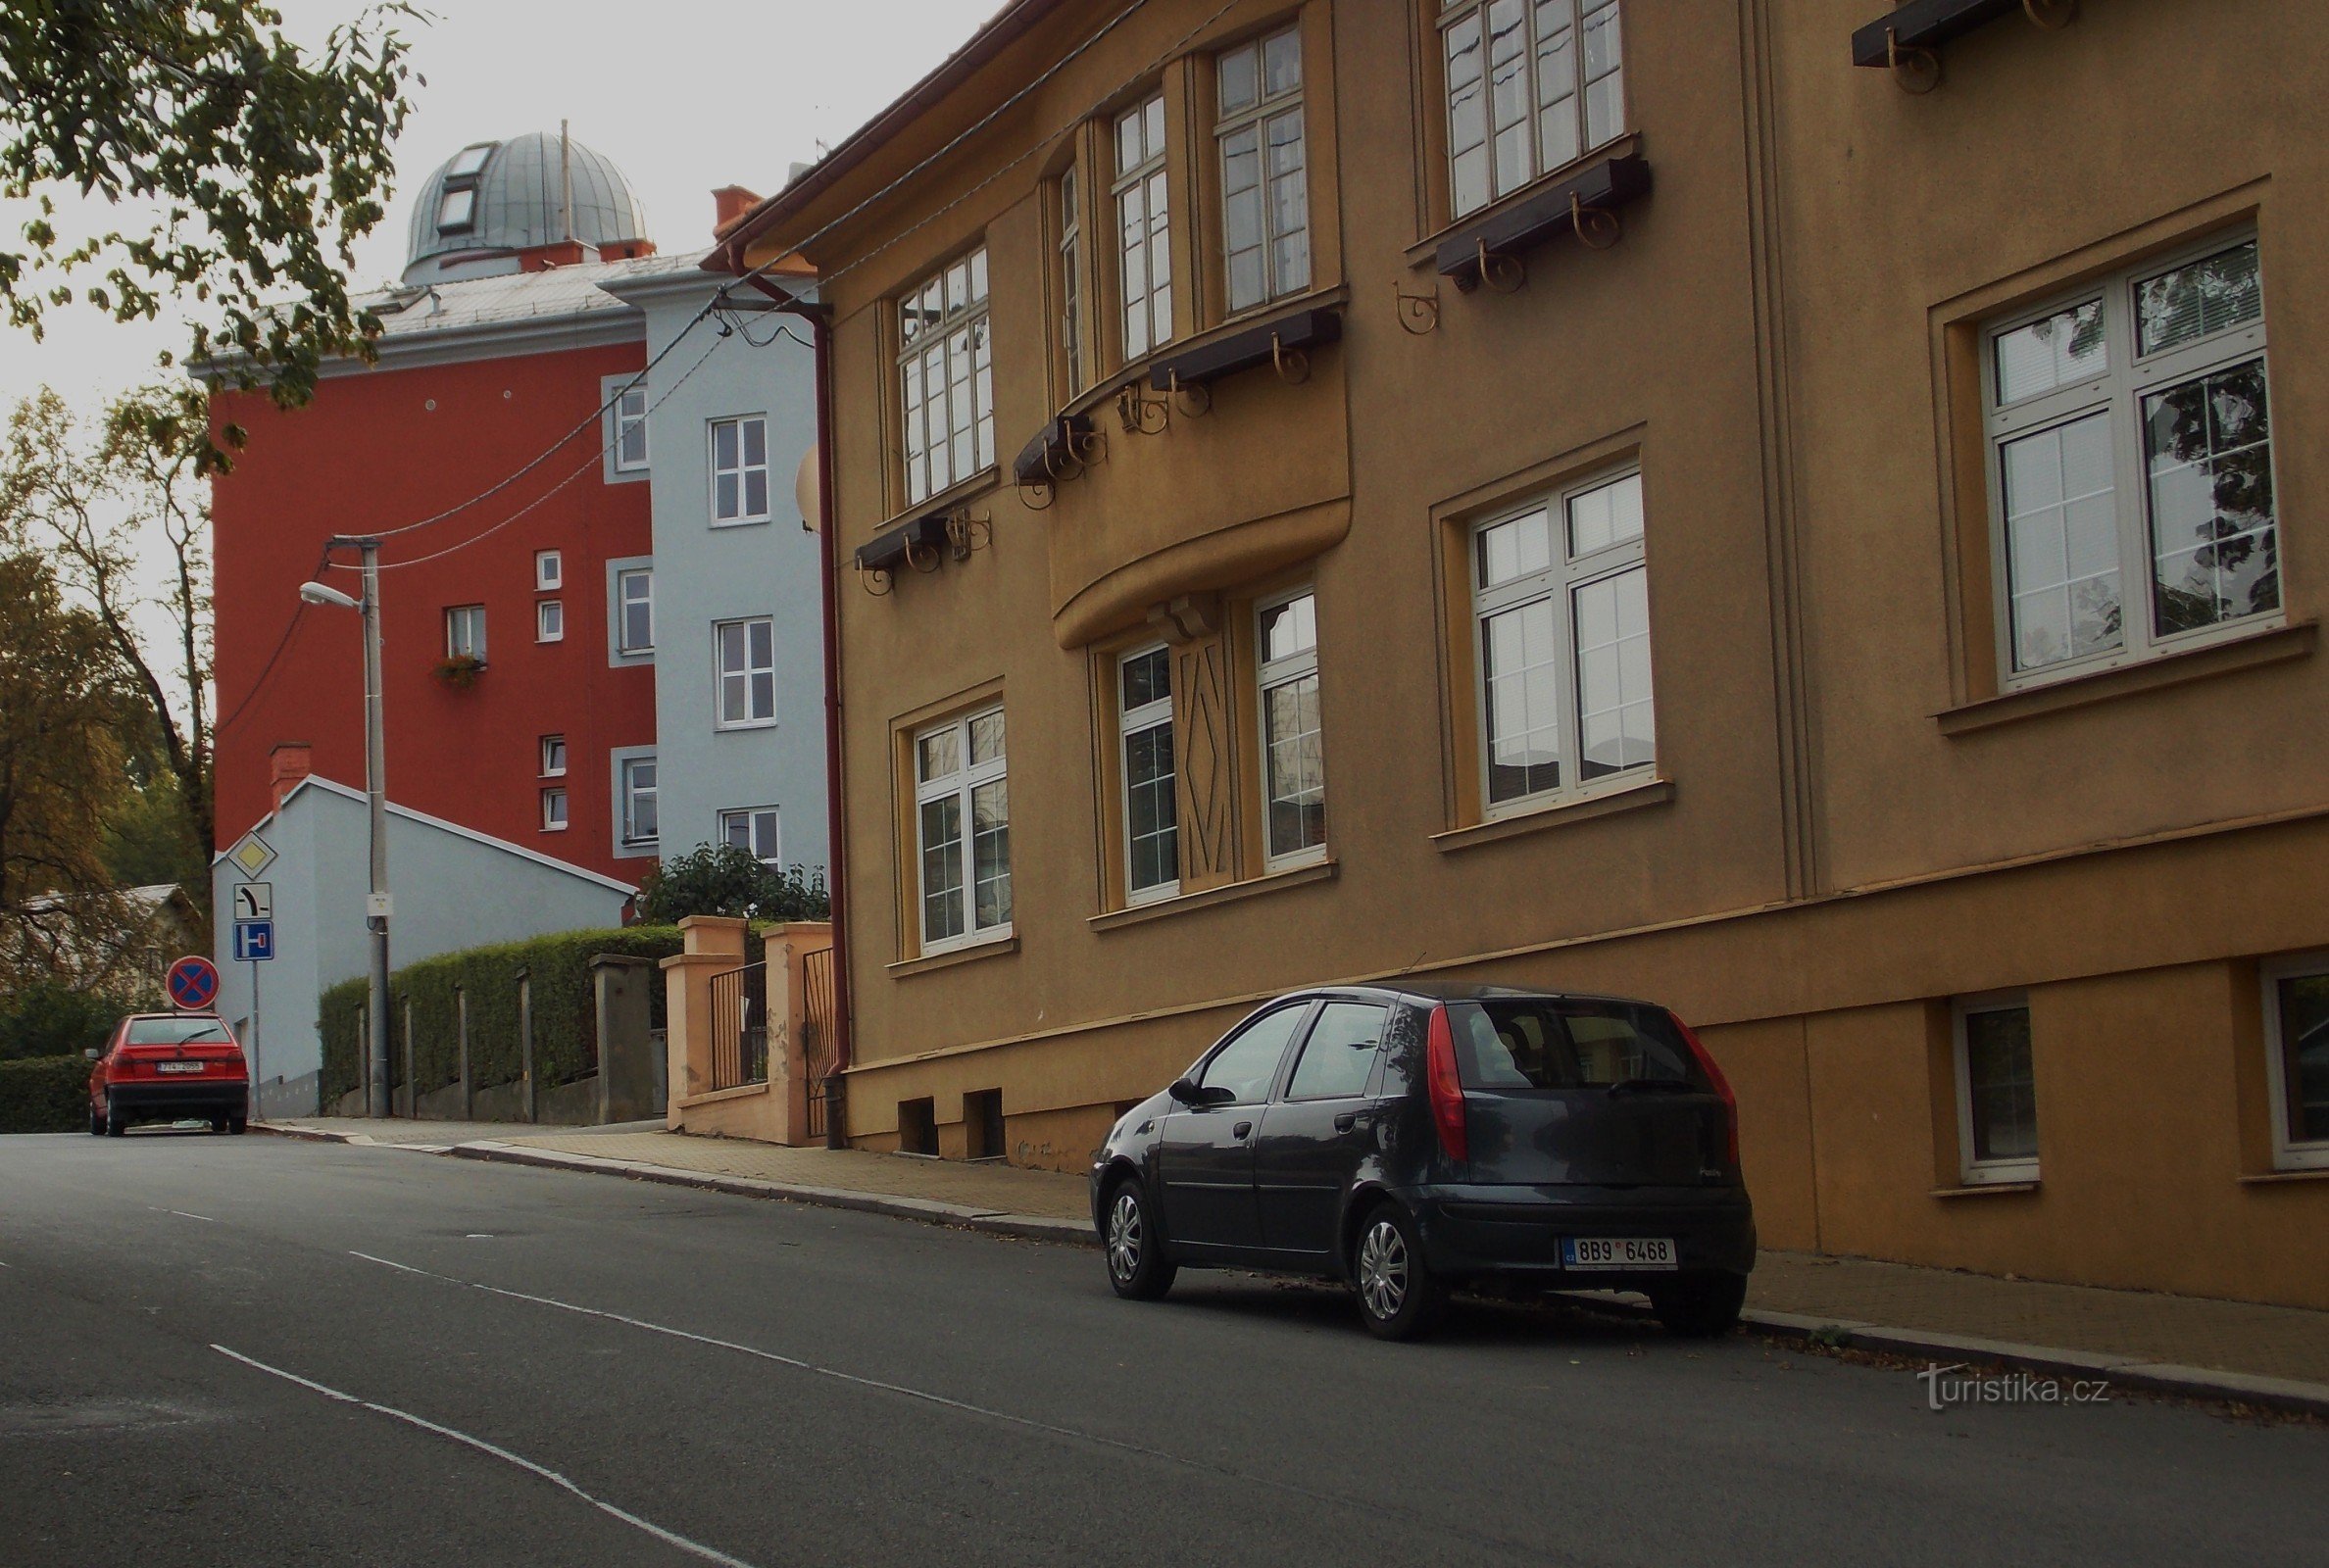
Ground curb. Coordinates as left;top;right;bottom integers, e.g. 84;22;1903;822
1734;1308;2329;1420
259;1122;2328;1418
443;1141;1098;1249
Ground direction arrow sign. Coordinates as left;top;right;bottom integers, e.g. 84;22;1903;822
166;954;221;1010
226;831;277;879
230;881;273;921
232;921;274;962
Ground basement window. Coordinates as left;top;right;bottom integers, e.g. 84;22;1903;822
899;1098;937;1156
965;1089;1006;1161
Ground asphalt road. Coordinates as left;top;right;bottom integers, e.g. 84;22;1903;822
2;1131;2322;1568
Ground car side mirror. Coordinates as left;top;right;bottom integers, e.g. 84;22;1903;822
1168;1078;1234;1108
83;1048;101;1061
1167;1078;1202;1106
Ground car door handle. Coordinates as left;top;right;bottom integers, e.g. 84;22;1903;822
1334;1110;1373;1132
1232;1120;1254;1141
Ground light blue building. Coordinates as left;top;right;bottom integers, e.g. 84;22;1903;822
596;255;827;878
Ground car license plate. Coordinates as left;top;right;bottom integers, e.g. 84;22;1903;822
1561;1236;1676;1271
155;1061;204;1074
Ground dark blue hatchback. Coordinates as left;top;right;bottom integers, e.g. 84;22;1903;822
1090;983;1755;1340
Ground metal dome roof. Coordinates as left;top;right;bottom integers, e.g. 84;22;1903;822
403;131;648;281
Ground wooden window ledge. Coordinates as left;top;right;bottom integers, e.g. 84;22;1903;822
1089;858;1337;933
2237;1167;2329;1187
1851;0;2074;70
855;470;1000;573
1936;622;2314;736
886;934;1017;980
1436;153;1652;290
1930;1180;2041;1199
1432;777;1673;855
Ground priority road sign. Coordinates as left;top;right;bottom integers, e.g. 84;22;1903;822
229;881;273;921
165;954;221;1011
226;831;277;879
232;921;275;962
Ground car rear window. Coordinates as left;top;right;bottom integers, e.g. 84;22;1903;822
1449;1000;1702;1091
125;1017;234;1046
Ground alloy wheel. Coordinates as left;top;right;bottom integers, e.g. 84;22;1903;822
1107;1190;1143;1282
1359;1218;1409;1321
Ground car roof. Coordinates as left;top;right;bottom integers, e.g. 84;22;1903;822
1290;981;1661;1007
123;1012;224;1022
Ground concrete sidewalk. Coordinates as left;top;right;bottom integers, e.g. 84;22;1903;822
261;1117;2329;1415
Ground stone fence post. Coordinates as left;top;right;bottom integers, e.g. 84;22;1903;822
659;915;750;1127
762;921;834;1147
591;955;656;1124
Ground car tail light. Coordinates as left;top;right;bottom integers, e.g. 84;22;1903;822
1669;1010;1740;1170
1425;1004;1467;1166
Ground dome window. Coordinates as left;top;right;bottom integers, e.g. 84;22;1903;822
447;142;496;179
437;187;476;233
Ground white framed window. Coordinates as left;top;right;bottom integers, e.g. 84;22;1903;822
1257;590;1325;866
1217;25;1310;315
614;384;650;472
619;756;659;847
616;568;654;655
1059;167;1086;397
535;550;563;591
719;807;783;865
1952;996;2040;1186
437;187;476;232
1114;94;1173;360
1441;0;1625;222
716;616;776;728
444;605;487;661
1472;467;1654;814
914;708;1011;954
540;788;569;833
1983;232;2276;689
710;416;770;524
535;599;565;643
1117;644;1178;903
539;735;568;778
898;247;995;507
446;142;494;179
2260;956;2329;1172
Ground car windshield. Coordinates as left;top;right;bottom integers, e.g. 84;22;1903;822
1448;999;1703;1091
124;1017;233;1047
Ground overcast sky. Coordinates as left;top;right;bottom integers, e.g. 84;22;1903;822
0;0;993;410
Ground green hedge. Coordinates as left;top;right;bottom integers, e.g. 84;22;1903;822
320;927;681;1106
0;1054;90;1134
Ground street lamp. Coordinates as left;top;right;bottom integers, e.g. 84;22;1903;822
298;537;392;1119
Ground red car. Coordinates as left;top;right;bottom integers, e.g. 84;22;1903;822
86;1013;250;1136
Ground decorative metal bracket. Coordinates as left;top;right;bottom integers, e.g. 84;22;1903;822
2022;0;2077;29
944;509;991;562
903;536;943;574
1475;238;1526;294
1017;474;1057;511
1570;190;1621;251
1268;332;1311;385
857;563;893;597
1886;26;1943;92
1167;369;1214;419
1116;381;1170;436
1396;280;1441;335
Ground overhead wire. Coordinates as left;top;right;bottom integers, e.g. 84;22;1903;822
215;545;333;735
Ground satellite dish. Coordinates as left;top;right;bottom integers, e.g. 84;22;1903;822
794;446;820;532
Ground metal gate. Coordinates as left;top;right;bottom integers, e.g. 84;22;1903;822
708;961;768;1092
801;946;835;1140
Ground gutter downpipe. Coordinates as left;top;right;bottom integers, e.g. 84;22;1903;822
730;253;853;1148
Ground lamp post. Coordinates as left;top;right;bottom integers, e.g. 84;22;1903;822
299;537;392;1119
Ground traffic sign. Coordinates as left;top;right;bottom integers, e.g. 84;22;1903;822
230;881;273;921
226;831;277;879
165;955;221;1011
232;921;275;962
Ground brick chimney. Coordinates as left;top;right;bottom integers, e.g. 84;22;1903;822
712;185;764;238
269;742;313;811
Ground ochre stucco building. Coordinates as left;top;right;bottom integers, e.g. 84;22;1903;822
716;0;2329;1307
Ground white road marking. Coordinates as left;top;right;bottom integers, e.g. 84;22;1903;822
210;1345;761;1568
349;1250;1178;1465
169;1210;216;1223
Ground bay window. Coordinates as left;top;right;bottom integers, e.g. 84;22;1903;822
898;247;995;506
1258;591;1325;865
1440;0;1626;222
1217;25;1310;314
1115;95;1173;360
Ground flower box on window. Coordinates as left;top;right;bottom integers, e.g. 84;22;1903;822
432;654;487;688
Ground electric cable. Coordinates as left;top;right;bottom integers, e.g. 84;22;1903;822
215;545;332;735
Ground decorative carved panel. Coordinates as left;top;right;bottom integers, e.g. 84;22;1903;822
1174;635;1239;891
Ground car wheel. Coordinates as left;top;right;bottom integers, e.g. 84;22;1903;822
227;1115;248;1136
88;1106;106;1137
210;1116;229;1133
1649;1272;1749;1338
1353;1203;1443;1342
1102;1178;1176;1300
104;1100;126;1138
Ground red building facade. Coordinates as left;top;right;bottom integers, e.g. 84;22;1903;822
211;133;664;884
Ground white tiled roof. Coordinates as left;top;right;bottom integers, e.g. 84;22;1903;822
356;248;714;341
